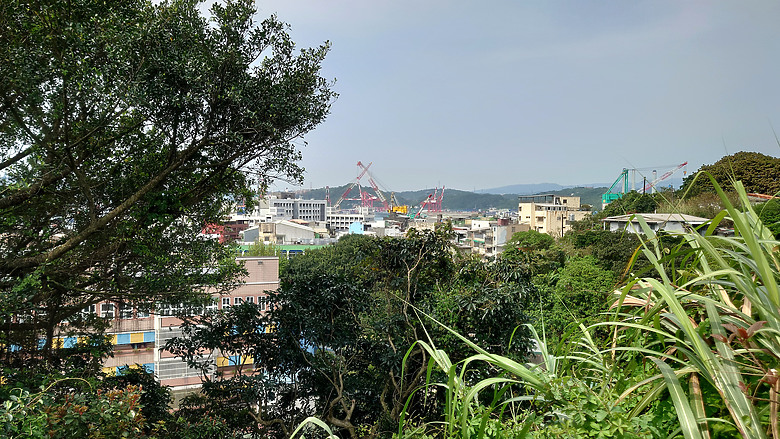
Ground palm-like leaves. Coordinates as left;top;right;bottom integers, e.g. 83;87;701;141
612;178;780;438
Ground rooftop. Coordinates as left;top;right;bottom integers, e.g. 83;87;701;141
602;213;710;224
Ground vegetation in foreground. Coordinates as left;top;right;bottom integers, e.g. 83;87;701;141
389;179;780;439
2;0;780;434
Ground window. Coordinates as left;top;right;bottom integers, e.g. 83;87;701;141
234;297;243;305
246;296;254;304
82;304;96;316
222;298;230;308
119;303;133;319
206;299;218;313
156;303;172;316
136;309;150;318
101;303;115;319
157;303;197;316
259;297;268;311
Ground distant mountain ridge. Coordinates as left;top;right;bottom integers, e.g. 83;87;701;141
295;184;608;212
476;183;610;195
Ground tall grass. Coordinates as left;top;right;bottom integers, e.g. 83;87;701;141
608;178;780;438
397;178;780;438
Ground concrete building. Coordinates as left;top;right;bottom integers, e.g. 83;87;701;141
54;257;280;395
518;195;590;237
326;212;370;234
265;198;326;222
231;194;328;227
463;219;530;257
242;220;317;245
602;213;710;235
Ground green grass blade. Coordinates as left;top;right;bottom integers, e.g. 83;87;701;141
650;358;704;439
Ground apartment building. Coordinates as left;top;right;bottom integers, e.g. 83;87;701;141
517;195;590;237
242;220;317;245
461;219;530;257
53;257;280;394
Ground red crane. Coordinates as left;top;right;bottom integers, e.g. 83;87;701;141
412;187;445;218
333;162;372;209
643;162;688;193
357;161;390;212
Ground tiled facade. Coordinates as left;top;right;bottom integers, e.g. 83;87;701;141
58;257;280;390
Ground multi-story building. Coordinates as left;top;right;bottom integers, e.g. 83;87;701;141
236;194;327;225
266;198;327;222
518;195;590;237
242;220;317;245
463;219;530;257
325;211;370;234
53;257;280;396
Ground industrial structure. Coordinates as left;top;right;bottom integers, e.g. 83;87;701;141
331;161;447;221
334;161;391;211
602;162;688;208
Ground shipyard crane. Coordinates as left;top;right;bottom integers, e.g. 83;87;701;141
602;162;688;208
642;162;688;193
411;187;445;218
358;161;391;211
333;162;372;209
602;169;629;208
389;192;408;215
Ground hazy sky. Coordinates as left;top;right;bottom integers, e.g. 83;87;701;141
255;1;780;192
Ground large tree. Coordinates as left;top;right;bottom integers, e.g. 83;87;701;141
680;151;780;198
0;0;333;357
166;229;536;438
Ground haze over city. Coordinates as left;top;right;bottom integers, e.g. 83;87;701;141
257;0;780;192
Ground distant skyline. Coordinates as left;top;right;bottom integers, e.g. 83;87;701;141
255;0;780;192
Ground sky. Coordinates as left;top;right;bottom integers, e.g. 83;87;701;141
253;0;780;192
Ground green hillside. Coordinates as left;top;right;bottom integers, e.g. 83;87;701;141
294;185;607;212
534;187;605;210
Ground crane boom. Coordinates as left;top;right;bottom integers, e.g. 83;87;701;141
602;168;629;207
334;162;372;208
643;162;688;193
358;161;390;211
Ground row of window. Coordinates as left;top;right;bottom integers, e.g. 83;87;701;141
81;296;273;319
81;304;150;320
221;296;271;311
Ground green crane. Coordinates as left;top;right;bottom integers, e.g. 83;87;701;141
602;168;629;208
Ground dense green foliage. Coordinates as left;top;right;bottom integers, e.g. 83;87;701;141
1;381;146;439
0;0;331;367
501;230;627;346
0;0;332;436
756;198;780;238
680;151;780;198
165;228;537;438
395;181;780;439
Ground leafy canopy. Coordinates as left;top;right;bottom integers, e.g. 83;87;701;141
680;151;780;198
166;228;536;438
0;0;333;360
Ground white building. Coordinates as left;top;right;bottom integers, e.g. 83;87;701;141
464;220;530;257
326;212;370;234
241;220;317;245
602;213;710;235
